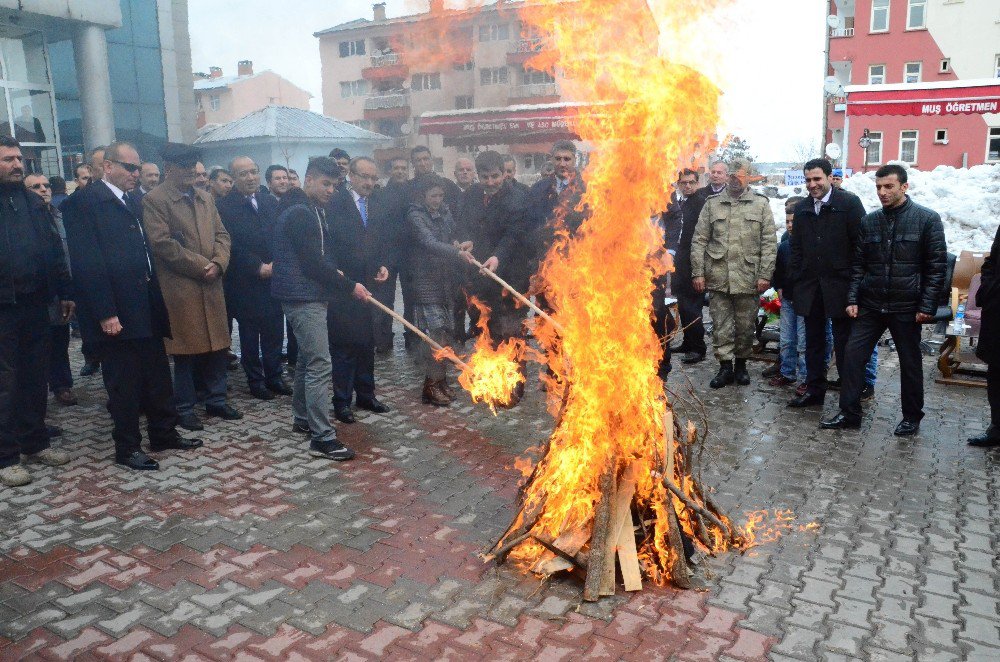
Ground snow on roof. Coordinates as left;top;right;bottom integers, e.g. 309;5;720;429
845;78;1000;94
194;105;391;144
194;72;267;91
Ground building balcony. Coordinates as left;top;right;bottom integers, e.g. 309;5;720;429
829;27;854;38
363;93;411;120
506;38;548;65
362;52;410;82
509;82;560;104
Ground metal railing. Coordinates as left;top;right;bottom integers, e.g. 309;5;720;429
510;82;559;99
830;27;855;37
370;52;401;67
512;38;544;53
364;93;410;110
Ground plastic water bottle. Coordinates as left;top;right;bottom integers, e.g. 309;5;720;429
953;302;966;334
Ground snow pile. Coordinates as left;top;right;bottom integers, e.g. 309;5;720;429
842;163;1000;252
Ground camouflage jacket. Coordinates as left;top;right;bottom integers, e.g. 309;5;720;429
690;188;777;295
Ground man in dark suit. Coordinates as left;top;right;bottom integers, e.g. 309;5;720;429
218;156;290;400
327;156;391;423
787;158;866;408
671;169;710;364
63;141;201;471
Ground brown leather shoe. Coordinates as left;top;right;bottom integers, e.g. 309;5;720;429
421;378;451;406
439;378;457;400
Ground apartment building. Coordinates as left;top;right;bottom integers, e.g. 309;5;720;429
316;1;654;178
194;61;312;130
825;0;1000;171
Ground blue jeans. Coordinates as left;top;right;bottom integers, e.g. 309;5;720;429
172;350;229;416
779;297;831;380
283;301;337;444
865;344;879;387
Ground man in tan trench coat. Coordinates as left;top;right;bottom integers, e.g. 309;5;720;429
691;158;776;390
143;143;242;431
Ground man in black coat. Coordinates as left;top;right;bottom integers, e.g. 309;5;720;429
788;159;866;408
0;137;74;487
371;164;410;353
63;141;201;471
822;164;947;436
671;169;711;363
327;157;391;423
970;225;1000;447
218;156;290;400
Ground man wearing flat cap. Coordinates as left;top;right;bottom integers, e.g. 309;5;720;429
143;143;241;431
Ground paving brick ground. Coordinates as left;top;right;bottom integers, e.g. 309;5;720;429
1;322;998;661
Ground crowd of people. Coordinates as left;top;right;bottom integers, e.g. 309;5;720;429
1;135;998;488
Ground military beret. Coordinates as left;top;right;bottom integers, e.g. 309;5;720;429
160;142;202;167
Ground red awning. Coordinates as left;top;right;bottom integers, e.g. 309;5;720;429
846;82;1000;117
418;103;593;146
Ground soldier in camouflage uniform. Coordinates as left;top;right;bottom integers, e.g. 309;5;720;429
690;159;776;389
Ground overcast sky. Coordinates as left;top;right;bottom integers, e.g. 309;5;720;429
189;0;826;162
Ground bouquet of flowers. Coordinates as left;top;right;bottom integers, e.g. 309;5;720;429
759;289;781;325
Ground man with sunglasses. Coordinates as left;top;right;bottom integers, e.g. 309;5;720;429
25;173;78;408
0;137;74;487
143;143;240;432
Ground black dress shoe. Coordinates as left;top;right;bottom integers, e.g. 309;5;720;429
79;361;100;377
206;404;243;420
335;407;356;424
266;378;293;396
250;384;275;400
893;419;920;437
150;436;203;452
46;425;63;438
820;412;861;430
788;392;825;408
116;451;159;471
681;352;706;365
356;398;390;414
968;425;1000;447
826;377;842;390
177;413;204;431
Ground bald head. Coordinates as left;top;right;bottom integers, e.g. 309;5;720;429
230;156;260;196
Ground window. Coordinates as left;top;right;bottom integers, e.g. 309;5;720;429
988;128;1000;162
519;68;555;85
480;66;509;85
869;65;886;85
339;80;369;98
904;62;922;83
866;131;883;164
939;59;950;74
209;94;220;111
338;40;366;57
935;129;948;143
455;95;474;110
453;61;474;71
899;130;919;164
521;153;547;173
995;55;1000;78
411;73;441;91
871;0;890;32
479;23;510;42
907;0;926;28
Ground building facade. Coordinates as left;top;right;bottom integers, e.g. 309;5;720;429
315;1;592;178
0;0;195;177
194;61;312;130
825;0;1000;171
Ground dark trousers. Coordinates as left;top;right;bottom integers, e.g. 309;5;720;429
81;339;100;366
804;308;851;395
237;311;284;388
840;310;924;421
674;285;706;354
653;281;674;377
0;303;51;468
286;319;298;365
988;364;1000;426
49;324;73;392
330;342;376;409
99;338;178;458
372;270;398;350
173;349;229;416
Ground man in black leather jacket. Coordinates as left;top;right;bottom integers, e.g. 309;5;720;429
822;164;947;436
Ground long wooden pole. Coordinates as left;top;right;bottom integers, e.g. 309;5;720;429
469;258;564;332
366;296;470;371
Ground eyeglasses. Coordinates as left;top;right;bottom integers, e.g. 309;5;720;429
110;160;141;174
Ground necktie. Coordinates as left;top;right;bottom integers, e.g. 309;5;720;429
359;196;368;227
249;195;258;211
556;180;565;194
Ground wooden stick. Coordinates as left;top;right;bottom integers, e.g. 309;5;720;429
367;296;469;370
583;461;617;602
469;258;564;332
